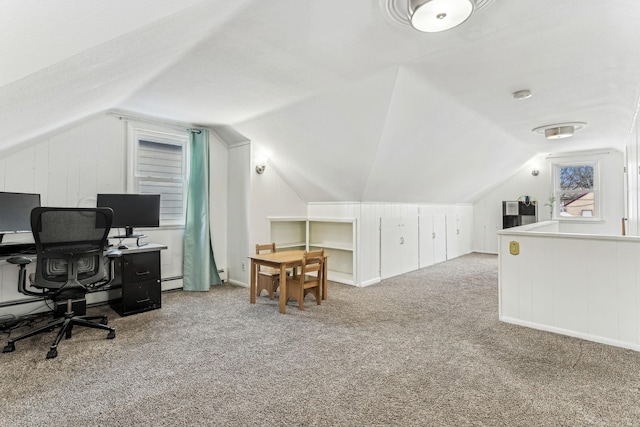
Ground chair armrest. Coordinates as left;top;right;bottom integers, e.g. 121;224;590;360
8;256;44;297
94;249;122;289
7;256;32;266
106;249;122;258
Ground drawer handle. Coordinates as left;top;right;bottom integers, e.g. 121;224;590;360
135;271;151;276
136;298;151;304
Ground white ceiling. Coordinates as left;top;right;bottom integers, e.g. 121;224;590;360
2;0;640;203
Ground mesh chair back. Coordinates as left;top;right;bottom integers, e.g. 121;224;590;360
31;207;113;290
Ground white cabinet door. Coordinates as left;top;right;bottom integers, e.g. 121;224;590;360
402;217;419;273
433;215;447;264
446;214;459;260
380;216;418;279
419;215;434;268
380;217;402;279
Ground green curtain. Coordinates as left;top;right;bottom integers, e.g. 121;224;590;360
183;129;221;291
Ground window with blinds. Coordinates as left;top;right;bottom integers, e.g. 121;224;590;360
128;125;189;226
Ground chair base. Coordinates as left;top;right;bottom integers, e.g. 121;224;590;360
3;311;115;359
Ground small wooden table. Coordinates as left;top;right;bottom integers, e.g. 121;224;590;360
249;250;328;314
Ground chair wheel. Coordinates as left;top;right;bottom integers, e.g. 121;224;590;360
3;343;15;353
100;318;108;325
107;330;116;339
46;348;58;359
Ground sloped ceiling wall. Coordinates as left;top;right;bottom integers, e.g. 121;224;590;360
2;0;640;204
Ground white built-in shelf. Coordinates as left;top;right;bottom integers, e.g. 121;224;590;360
269;217;357;285
276;242;306;249
327;271;355;286
308;242;353;251
269;217;306;251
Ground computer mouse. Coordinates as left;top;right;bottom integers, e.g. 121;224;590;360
118;245;128;250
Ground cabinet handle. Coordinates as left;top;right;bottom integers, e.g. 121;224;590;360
135;271;151;276
400;237;404;245
432;232;436;239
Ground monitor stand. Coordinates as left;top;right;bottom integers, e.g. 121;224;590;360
113;229;148;247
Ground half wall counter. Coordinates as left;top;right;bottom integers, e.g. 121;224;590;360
498;220;640;351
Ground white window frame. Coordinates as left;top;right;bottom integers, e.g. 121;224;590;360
127;122;189;227
552;160;600;221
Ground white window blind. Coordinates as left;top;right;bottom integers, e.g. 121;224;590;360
138;140;183;179
128;125;189;226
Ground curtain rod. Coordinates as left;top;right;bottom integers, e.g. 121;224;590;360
546;149;614;159
108;110;204;133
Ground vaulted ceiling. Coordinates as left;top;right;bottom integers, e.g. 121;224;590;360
2;0;639;203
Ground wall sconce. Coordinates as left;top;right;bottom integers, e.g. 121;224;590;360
255;158;268;174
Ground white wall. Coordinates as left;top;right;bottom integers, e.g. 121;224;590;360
0;114;230;315
209;131;229;280
250;147;307;263
0;114;132;315
472;153;549;254
627;112;640;236
473;149;625;254
226;142;251;287
213;142;309;288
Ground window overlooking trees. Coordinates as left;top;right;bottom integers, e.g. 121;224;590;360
554;163;598;219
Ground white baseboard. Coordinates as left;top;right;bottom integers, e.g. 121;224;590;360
360;277;381;287
500;316;640;352
228;279;248;288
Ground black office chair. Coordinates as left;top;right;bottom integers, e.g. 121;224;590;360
2;207;122;359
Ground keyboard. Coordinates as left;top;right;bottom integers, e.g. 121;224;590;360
0;243;36;257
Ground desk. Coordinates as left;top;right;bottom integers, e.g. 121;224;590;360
0;243;167;314
249;250;328;314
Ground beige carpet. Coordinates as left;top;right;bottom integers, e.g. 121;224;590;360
1;253;640;426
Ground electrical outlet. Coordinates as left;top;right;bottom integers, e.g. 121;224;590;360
241;261;246;271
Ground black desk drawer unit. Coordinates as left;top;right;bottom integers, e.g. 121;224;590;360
111;251;161;316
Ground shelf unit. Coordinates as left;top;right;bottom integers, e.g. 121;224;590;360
269;217;306;250
309;219;356;285
269;217;357;285
502;201;537;229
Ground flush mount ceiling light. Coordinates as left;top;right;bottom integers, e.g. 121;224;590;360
410;0;475;32
381;0;494;32
532;122;587;140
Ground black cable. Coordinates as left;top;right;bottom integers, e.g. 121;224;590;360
0;311;51;339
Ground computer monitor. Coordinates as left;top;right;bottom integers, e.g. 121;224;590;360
96;193;160;238
0;191;41;243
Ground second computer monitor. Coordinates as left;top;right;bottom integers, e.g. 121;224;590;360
0;191;41;243
96;193;160;238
